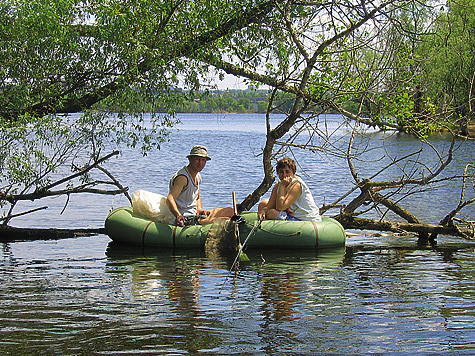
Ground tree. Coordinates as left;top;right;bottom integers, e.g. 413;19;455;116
424;0;475;136
196;0;474;241
0;0;283;227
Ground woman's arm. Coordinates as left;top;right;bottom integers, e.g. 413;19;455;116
267;183;279;210
275;180;302;211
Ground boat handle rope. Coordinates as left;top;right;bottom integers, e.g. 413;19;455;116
254;228;302;237
241;221;302;237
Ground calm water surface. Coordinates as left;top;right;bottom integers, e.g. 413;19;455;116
1;113;474;355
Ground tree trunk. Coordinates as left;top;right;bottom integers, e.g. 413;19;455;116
337;215;473;242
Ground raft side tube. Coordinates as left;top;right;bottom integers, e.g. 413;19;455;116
105;207;148;245
105;207;212;248
238;212;346;249
144;223;210;248
105;207;345;249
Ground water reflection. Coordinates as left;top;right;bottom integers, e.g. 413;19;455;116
105;243;346;290
105;243;345;311
2;235;474;354
104;243;348;353
106;244;346;317
105;242;226;352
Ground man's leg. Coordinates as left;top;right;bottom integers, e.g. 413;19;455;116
199;207;234;225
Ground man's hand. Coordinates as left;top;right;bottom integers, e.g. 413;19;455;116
197;209;210;217
176;214;185;227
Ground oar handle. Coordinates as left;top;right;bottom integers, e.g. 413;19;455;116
228;215;264;272
232;191;238;215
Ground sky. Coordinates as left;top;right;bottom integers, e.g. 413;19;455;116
215;73;248;90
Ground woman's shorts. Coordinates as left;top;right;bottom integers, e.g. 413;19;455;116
276;211;300;221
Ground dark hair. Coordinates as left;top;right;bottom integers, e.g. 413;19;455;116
276;158;296;174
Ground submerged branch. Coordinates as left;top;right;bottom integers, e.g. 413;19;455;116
339;216;474;241
0;225;105;241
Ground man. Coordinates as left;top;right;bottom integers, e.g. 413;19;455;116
167;145;234;226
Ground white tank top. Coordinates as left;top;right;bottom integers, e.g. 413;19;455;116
169;166;201;217
287;176;321;221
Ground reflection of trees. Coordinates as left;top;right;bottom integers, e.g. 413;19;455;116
257;249;346;323
261;273;299;322
126;255;201;322
245;248;346;353
105;243;221;352
165;257;200;319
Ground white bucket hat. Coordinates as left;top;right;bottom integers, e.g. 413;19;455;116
187;145;211;160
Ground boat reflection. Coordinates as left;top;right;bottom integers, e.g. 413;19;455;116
105;242;347;352
105;241;346;300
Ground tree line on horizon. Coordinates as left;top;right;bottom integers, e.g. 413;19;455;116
95;89;359;114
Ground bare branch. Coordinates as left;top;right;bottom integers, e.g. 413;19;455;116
42;151;120;192
339;216;474;240
0;206;48;222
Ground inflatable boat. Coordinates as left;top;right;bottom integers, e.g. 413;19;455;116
105;206;346;249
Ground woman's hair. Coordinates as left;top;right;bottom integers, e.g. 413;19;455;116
276;157;296;174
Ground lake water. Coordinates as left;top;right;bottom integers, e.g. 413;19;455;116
1;113;474;355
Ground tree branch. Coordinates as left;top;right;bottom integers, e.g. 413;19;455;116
26;0;280;117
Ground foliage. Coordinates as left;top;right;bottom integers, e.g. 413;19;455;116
423;0;475;134
94;89;310;114
0;0;280;221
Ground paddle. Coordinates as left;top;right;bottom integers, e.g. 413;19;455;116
229;213;264;271
232;191;250;262
219;213;265;293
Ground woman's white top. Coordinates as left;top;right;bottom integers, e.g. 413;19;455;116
286;176;321;222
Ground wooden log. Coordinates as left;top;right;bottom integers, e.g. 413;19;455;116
339;216;473;239
0;225;105;241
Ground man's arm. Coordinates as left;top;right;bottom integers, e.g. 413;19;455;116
167;175;188;226
196;191;208;215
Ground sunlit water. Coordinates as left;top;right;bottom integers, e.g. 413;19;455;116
1;113;474;355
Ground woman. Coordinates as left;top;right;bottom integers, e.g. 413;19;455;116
258;158;321;222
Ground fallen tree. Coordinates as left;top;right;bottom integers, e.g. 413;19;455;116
0;226;105;241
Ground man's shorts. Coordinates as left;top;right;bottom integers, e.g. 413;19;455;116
276;211;300;221
183;215;202;226
183;213;209;226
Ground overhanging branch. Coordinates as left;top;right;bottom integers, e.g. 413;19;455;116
27;0;281;117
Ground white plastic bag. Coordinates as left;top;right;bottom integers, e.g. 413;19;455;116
131;190;175;224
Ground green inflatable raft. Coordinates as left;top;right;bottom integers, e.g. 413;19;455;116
105;206;346;249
